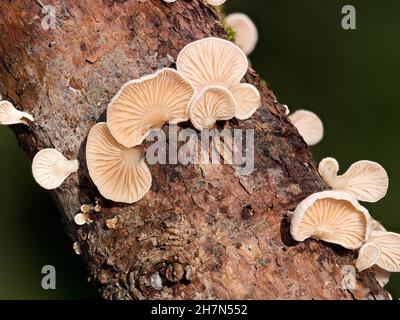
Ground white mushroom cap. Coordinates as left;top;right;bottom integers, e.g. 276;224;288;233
72;241;82;255
282;104;290;116
318;158;389;203
371;219;387;232
356;242;381;271
189;85;236;130
74;213;89;226
107;68;194;148
225;13;259;55
290;190;371;249
0;100;34;125
231;83;261;120
288;110;324;146
366;231;400;272
206;0;226;5
163;0;176;3
32;149;79;190
177;37;248;93
86;122;152;204
373;266;391;287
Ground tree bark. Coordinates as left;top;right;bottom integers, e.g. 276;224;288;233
0;0;388;300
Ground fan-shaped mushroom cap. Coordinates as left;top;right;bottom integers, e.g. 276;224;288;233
318;158;389;203
356;242;381;271
367;231;400;272
226;13;259;55
373;266;391;287
0;100;34;125
206;0;226;6
177;37;248;92
107;68;194;148
231;83;261;120
86;122;151;204
290;190;371;249
32;149;79;190
288;110;324;146
189;85;236;130
371;219;387;232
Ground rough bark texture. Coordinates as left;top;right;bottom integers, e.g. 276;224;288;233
0;0;388;300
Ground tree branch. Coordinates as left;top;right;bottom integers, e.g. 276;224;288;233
0;0;387;300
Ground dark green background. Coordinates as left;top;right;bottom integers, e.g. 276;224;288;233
0;0;398;299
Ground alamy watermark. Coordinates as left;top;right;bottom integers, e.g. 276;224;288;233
145;125;255;176
41;265;56;290
341;5;356;30
341;265;356;290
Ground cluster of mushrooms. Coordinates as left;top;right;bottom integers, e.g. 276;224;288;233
289;158;400;291
0;0;398;295
0;36;262;203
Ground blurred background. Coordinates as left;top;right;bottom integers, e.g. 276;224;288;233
0;0;398;299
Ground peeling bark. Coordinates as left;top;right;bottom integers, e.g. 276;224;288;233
0;0;388;300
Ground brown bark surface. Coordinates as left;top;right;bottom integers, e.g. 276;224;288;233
0;0;388;300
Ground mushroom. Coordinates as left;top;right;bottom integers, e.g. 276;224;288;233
373;266;391;287
288;109;324;146
189;85;236;130
86;122;152;204
225;13;258;55
282;104;290;116
356;242;381;271
32;148;79;190
318;158;389;203
366;221;391;286
371;219;386;232
72;242;81;255
290;190;371;249
74;213;89;226
206;0;226;5
107;68;194;148
177;37;260;121
231;83;261;120
358;231;400;272
0;100;34;126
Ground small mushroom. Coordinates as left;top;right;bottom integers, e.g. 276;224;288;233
373;266;391;287
282;104;290;116
226;13;258;55
72;242;81;255
0;100;34;126
359;220;391;286
107;68;194;148
206;0;226;5
74;213;89;226
80;204;92;214
318;158;389;203
362;231;400;272
231;83;261;120
32;149;79;190
106;217;118;229
371;219;386;232
177;37;260;121
189;85;236;130
288;110;324;146
86;122;152;204
290;190;371;249
356;242;381;271
163;0;177;3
